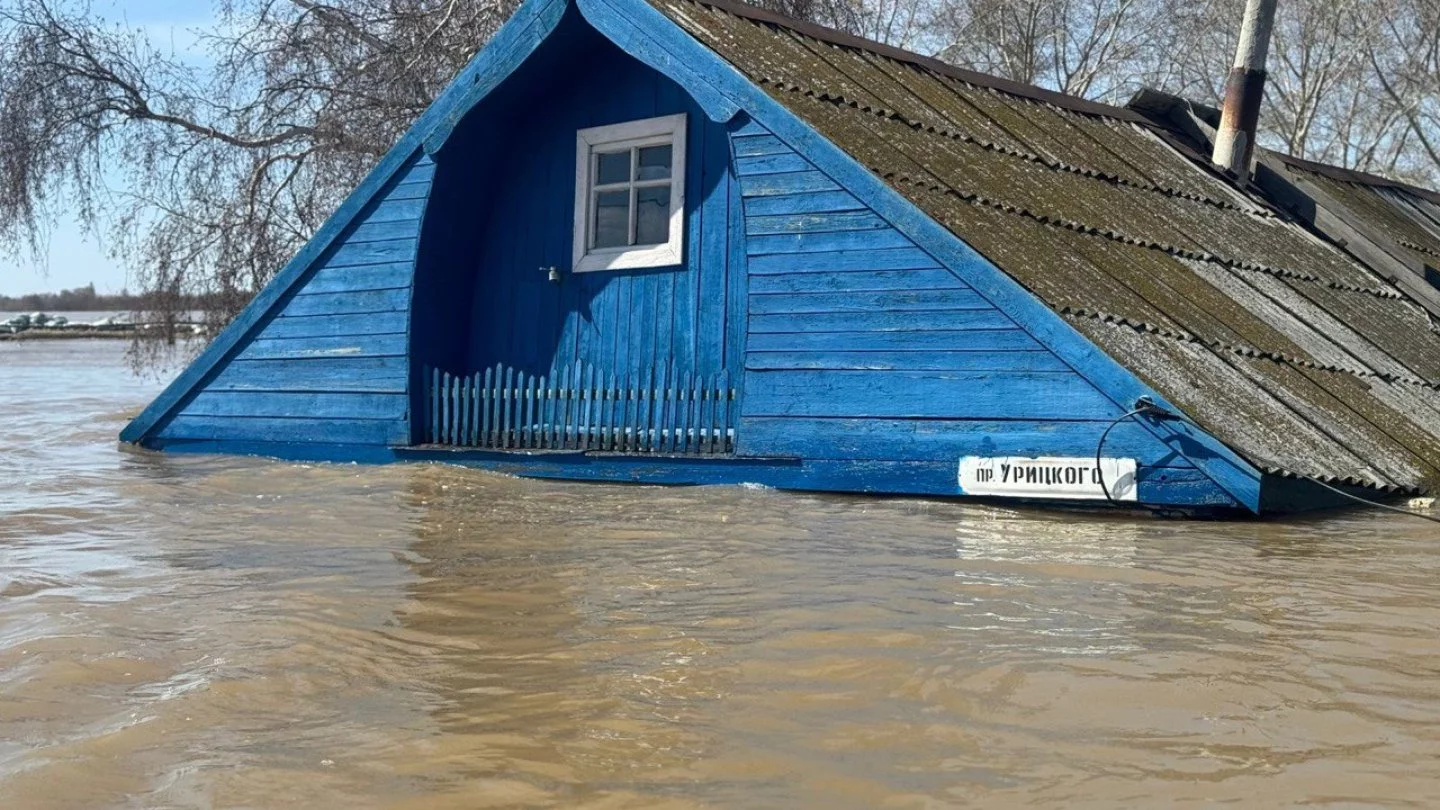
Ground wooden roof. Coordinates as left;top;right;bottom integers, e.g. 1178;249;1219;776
655;0;1440;492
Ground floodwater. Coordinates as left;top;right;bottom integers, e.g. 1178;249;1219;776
4;341;1440;809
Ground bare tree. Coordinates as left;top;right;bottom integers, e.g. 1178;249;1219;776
922;0;1440;183
927;0;1172;100
0;0;517;367
1368;0;1440;181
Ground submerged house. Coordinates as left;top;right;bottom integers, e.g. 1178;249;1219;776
122;0;1440;515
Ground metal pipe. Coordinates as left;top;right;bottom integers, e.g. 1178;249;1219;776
1212;0;1278;180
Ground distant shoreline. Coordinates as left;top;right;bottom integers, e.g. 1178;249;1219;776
1;320;208;342
0;305;139;312
0;327;141;341
1;283;215;315
0;330;205;342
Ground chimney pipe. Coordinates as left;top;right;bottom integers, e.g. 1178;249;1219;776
1212;0;1278;181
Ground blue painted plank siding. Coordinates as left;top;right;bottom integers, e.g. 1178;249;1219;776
412;20;741;390
150;154;433;447
730;123;1203;491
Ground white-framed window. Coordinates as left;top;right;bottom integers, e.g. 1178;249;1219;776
572;113;686;273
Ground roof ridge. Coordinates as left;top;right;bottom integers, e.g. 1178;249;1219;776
767;80;1269;216
1277;151;1440;207
672;0;1150;124
888;172;1408;301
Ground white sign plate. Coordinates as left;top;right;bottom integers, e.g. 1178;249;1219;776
959;456;1137;501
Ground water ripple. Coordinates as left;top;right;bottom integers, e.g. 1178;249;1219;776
3;341;1440;808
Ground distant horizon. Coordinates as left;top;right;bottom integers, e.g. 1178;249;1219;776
0;284;144;314
0;276;133;299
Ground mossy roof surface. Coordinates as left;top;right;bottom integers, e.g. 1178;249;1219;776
1281;159;1440;272
653;0;1440;492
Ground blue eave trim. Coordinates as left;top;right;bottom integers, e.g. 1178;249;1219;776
121;0;571;445
573;0;1263;511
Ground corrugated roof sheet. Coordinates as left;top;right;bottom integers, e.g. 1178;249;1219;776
1278;155;1440;275
652;0;1440;493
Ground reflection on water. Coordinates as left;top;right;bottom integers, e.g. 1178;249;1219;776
3;341;1440;808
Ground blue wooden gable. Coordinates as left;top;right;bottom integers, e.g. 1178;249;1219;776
411;14;743;386
146;155;433;448
122;0;1266;512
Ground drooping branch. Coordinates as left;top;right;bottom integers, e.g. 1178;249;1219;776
0;0;515;367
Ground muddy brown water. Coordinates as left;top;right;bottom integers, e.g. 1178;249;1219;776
3;340;1440;808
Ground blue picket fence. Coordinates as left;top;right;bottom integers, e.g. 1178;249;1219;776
424;363;737;454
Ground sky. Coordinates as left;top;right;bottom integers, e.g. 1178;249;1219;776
0;0;215;297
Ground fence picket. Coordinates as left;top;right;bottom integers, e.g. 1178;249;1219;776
477;367;489;448
527;372;537;449
425;362;737;456
512;371;523;449
478;366;488;447
457;374;467;447
698;375;710;455
699;375;712;455
542;375;554;450
611;370;622;452
455;373;464;447
578;363;591;449
658;363;671;453
593;370;605;451
559;364;572;450
619;371;630;453
673;370;687;454
451;375;460;447
459;374;468;447
469;374;478;447
711;375;723;454
536;375;548;450
692;375;703;455
607;368;617;451
720;372;732;453
601;370;615;452
710;373;721;454
440;372;451;445
626;371;636;452
497;366;510;449
639;368;652;453
570;364;581;449
469;373;479;447
629;371;641;453
657;365;669;454
425;367;435;443
524;371;535;446
530;373;539;449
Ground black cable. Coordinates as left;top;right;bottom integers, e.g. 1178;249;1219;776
1282;473;1440;525
1095;406;1148;505
1101;398;1440;525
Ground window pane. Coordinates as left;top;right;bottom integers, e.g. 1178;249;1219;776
595;150;630;185
593;190;630;248
635;145;672;181
635;186;671;245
